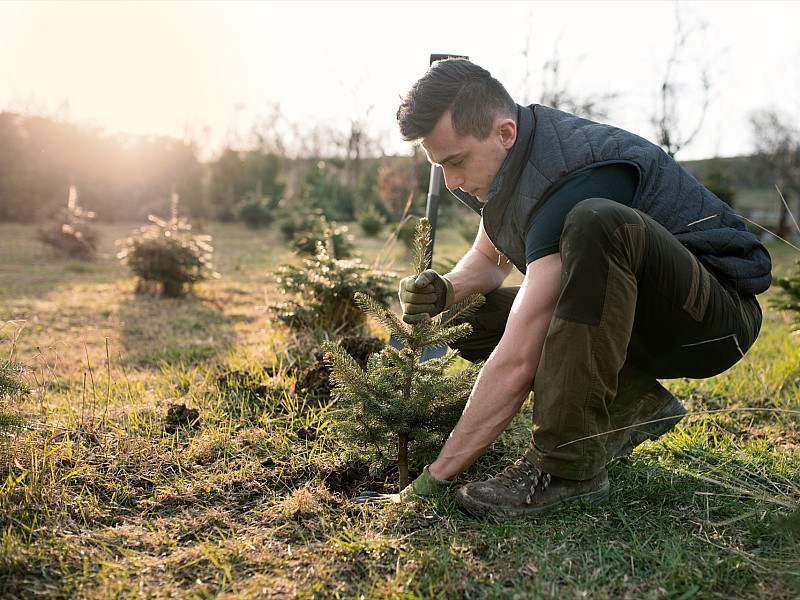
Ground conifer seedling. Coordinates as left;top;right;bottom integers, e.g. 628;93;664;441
323;218;485;489
0;358;27;433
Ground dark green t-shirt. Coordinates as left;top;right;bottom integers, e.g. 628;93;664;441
524;163;639;264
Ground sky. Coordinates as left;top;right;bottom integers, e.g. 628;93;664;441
0;0;798;161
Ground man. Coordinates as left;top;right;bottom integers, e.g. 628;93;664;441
392;58;771;518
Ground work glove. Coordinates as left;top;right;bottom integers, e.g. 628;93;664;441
351;466;454;505
398;269;455;324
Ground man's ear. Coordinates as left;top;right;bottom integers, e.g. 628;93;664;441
497;118;517;149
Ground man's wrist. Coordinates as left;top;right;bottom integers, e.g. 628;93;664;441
442;276;455;311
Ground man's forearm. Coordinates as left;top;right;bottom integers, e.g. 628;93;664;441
428;353;534;481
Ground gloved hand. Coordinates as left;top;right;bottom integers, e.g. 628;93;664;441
398;269;455;324
351;466;453;505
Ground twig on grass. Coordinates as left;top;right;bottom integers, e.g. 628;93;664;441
556;406;800;450
684;470;797;511
84;342;98;427
1;320;27;362
103;338;111;428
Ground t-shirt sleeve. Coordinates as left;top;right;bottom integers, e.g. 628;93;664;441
524;163;639;264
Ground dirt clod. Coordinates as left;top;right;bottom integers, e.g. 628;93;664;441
164;403;201;434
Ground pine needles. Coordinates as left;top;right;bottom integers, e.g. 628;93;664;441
0;358;27;433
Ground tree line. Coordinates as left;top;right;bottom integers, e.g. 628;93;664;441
0;112;202;223
0;111;453;231
0;108;797;240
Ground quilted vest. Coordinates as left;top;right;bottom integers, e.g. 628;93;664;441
451;104;772;296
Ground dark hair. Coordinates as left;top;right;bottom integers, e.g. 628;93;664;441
397;58;517;142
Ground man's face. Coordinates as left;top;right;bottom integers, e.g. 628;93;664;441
421;111;516;202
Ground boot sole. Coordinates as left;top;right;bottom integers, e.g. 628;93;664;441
454;480;610;519
613;395;687;460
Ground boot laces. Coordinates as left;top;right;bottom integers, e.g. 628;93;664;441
496;456;552;504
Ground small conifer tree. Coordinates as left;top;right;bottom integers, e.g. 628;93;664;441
117;193;216;297
0;358;27;433
38;185;98;260
273;232;395;335
323;218;485;489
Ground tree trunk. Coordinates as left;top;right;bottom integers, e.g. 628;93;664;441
398;433;409;490
397;346;414;491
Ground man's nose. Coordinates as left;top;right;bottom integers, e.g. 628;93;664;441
442;167;464;191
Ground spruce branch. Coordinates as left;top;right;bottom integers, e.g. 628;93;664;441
323;342;386;401
0;413;24;432
0;358;28;435
439;295;487;328
353;292;414;347
413;322;476;350
0;359;29;398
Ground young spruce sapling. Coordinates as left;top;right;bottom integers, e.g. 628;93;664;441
323;218;485;489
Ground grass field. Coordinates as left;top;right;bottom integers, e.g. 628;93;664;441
0;221;798;599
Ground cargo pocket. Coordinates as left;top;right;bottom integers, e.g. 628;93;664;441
682;258;710;322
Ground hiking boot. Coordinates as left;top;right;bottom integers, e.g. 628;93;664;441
605;382;687;462
455;453;609;518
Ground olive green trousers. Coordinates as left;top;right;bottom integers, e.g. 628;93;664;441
451;198;763;480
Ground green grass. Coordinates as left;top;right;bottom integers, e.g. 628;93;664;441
0;222;798;598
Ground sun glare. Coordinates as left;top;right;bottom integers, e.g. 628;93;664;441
1;1;798;162
1;1;252;142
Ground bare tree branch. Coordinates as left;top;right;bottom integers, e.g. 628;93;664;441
652;2;712;158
